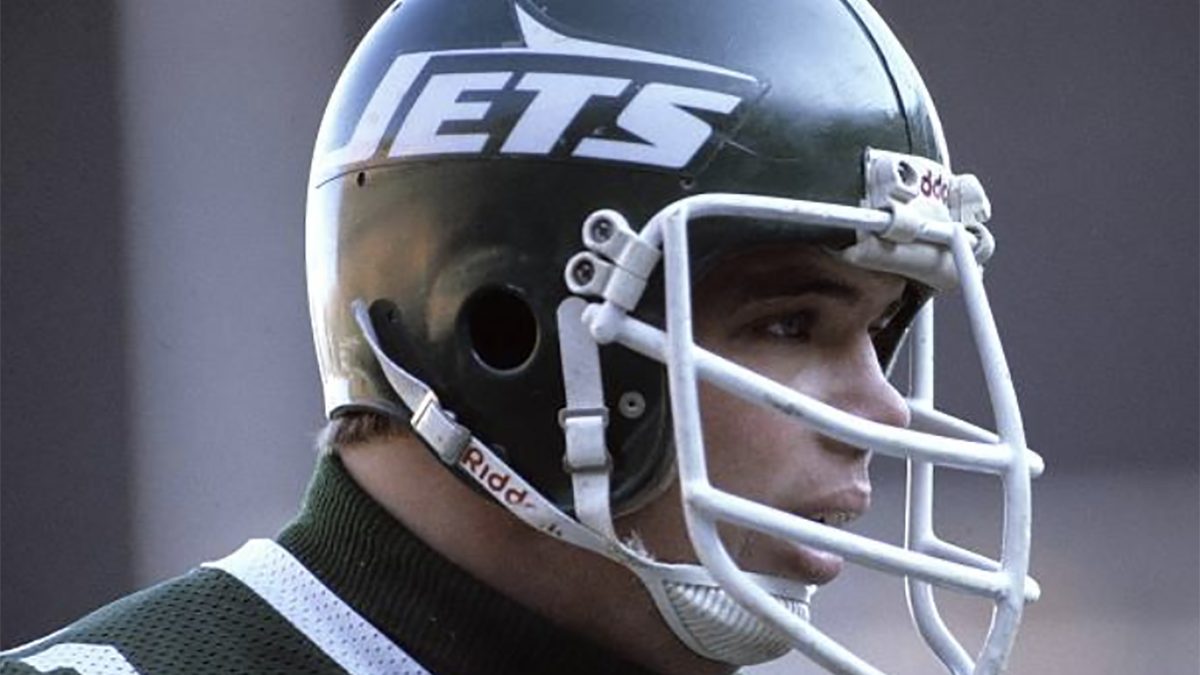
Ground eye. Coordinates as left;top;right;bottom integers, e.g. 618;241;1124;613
761;311;815;341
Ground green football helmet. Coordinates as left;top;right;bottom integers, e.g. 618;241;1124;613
306;1;1041;672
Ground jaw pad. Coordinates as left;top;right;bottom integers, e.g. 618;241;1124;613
662;580;808;665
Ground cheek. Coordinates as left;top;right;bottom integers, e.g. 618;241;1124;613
697;381;823;498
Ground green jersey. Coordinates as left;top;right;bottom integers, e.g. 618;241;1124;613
2;456;654;675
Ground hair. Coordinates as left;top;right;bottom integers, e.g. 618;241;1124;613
316;410;410;456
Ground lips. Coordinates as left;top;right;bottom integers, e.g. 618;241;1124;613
784;541;845;585
781;488;871;585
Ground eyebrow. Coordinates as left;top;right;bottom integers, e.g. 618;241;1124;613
721;274;863;308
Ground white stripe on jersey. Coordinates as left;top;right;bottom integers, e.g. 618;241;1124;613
204;539;430;675
20;643;139;675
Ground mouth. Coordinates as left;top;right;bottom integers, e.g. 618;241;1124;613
782;495;868;585
808;509;860;528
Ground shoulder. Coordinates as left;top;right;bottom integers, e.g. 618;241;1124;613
0;546;346;675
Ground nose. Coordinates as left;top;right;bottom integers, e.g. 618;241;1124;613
822;339;911;430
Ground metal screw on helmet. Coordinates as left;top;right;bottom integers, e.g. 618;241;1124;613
618;391;646;419
571;258;595;285
590;217;614;243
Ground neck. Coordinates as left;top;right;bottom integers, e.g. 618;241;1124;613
338;434;732;675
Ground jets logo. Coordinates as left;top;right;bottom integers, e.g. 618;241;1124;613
314;5;764;181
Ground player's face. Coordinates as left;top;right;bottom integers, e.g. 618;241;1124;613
620;244;911;585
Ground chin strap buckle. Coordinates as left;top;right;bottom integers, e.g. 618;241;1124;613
411;392;471;465
352;300;470;465
560;408;611;474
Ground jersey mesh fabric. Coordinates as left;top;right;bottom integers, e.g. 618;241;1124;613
20;644;138;675
1;568;345;675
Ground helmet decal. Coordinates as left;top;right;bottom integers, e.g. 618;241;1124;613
315;4;764;182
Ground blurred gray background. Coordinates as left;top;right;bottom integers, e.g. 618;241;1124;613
2;1;1196;674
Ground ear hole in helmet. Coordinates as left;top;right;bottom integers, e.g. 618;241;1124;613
463;286;539;373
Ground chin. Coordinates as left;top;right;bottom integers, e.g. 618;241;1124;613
741;539;845;587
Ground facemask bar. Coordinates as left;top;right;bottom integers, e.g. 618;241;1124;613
907;300;1031;673
567;191;1042;674
906;301;975;674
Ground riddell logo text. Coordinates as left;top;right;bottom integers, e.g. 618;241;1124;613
460;447;529;507
920;169;951;204
316;6;761;178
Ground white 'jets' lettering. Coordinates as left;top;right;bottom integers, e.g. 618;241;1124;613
574;82;741;169
323;59;743;172
314;7;758;177
501;72;630;155
392;71;513;157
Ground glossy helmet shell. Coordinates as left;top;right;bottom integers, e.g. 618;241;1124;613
307;0;944;512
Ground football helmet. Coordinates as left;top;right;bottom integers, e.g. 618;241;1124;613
306;0;1042;672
